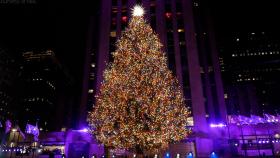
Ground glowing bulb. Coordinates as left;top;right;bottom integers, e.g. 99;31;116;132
132;5;144;16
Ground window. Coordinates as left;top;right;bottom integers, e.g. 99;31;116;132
88;89;94;93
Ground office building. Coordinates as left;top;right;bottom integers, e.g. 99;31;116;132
220;32;280;115
18;50;68;131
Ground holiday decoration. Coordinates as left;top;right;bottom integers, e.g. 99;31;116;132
88;5;190;154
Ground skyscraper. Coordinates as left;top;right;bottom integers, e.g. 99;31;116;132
0;47;18;121
220;32;280;115
80;0;226;156
18;50;68;131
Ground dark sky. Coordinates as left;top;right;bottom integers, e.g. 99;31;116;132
0;0;278;106
0;0;99;100
210;0;279;38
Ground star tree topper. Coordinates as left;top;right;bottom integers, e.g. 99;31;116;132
132;5;145;17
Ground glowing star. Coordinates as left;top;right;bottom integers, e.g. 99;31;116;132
132;5;144;17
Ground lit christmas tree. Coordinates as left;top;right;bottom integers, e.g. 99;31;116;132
88;5;190;155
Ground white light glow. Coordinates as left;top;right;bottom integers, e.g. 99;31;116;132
132;5;144;17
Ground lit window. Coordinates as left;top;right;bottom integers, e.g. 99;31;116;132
200;67;204;73
121;16;128;23
88;89;94;93
90;73;94;77
177;29;184;32
224;93;228;99
236;38;240;42
165;12;172;18
208;66;213;72
110;31;116;37
187;117;194;126
91;63;95;68
179;41;185;45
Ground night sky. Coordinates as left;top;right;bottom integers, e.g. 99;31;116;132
210;0;279;40
0;0;99;104
0;0;279;110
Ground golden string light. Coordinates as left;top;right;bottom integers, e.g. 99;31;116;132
88;6;190;154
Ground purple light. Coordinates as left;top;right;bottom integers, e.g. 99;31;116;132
210;123;226;128
79;128;88;133
258;141;262;144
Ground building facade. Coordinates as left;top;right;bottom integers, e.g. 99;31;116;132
18;50;68;131
0;47;18;121
220;32;280;116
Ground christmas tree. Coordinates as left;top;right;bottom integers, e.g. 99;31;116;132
88;5;190;155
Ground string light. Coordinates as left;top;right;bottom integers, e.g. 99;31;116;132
88;5;190;154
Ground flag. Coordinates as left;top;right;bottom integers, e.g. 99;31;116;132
25;123;39;141
5;120;12;133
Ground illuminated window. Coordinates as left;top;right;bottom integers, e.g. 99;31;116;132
90;73;94;78
179;41;185;46
110;31;116;37
200;67;204;73
165;12;172;19
88;89;94;93
224;94;228;99
91;63;95;68
121;16;128;23
208;66;213;72
177;29;184;32
187;117;194;126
